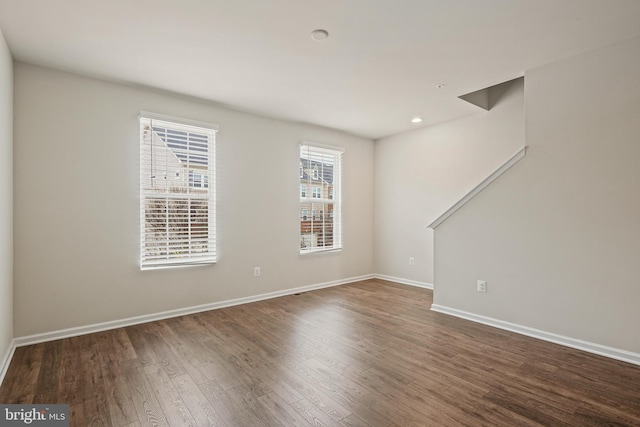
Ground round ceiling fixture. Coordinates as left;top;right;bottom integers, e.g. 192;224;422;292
311;29;329;41
411;117;423;123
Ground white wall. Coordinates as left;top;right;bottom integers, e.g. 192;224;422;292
434;37;640;354
0;28;13;365
374;79;524;285
13;63;375;337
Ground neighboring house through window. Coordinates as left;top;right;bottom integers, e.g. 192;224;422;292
189;172;209;188
139;112;218;269
299;142;343;253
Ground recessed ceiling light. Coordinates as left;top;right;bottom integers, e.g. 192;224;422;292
411;117;423;123
311;29;329;41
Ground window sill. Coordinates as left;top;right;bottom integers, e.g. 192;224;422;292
141;259;217;271
299;248;342;256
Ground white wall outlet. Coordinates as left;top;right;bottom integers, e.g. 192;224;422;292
254;267;261;277
409;257;415;265
477;280;487;292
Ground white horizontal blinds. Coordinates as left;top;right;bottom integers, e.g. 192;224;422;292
299;143;343;253
140;115;217;269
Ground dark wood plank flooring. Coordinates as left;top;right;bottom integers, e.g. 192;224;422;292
1;279;640;426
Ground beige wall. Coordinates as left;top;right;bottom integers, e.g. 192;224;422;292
9;32;639;361
0;29;13;363
374;79;524;284
13;63;375;337
434;37;640;354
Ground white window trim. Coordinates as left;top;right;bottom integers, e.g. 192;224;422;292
299;142;343;255
140;111;219;131
139;112;218;269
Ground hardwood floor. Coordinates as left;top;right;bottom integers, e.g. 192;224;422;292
1;279;640;426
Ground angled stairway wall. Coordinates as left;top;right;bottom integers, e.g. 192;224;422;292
432;36;640;358
375;78;525;287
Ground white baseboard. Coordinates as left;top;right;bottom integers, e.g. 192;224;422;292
374;274;433;290
0;339;17;387
6;277;638;388
14;274;376;348
431;304;640;367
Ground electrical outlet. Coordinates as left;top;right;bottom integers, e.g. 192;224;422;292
254;267;261;277
409;257;415;266
477;280;487;292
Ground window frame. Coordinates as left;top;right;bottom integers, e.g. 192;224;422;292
139;111;218;270
299;142;344;255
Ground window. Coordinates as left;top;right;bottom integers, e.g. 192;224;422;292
301;185;307;198
189;172;209;188
299;143;343;253
140;112;217;269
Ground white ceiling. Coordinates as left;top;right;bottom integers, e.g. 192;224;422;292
1;0;640;139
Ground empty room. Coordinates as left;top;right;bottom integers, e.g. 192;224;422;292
1;1;640;426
